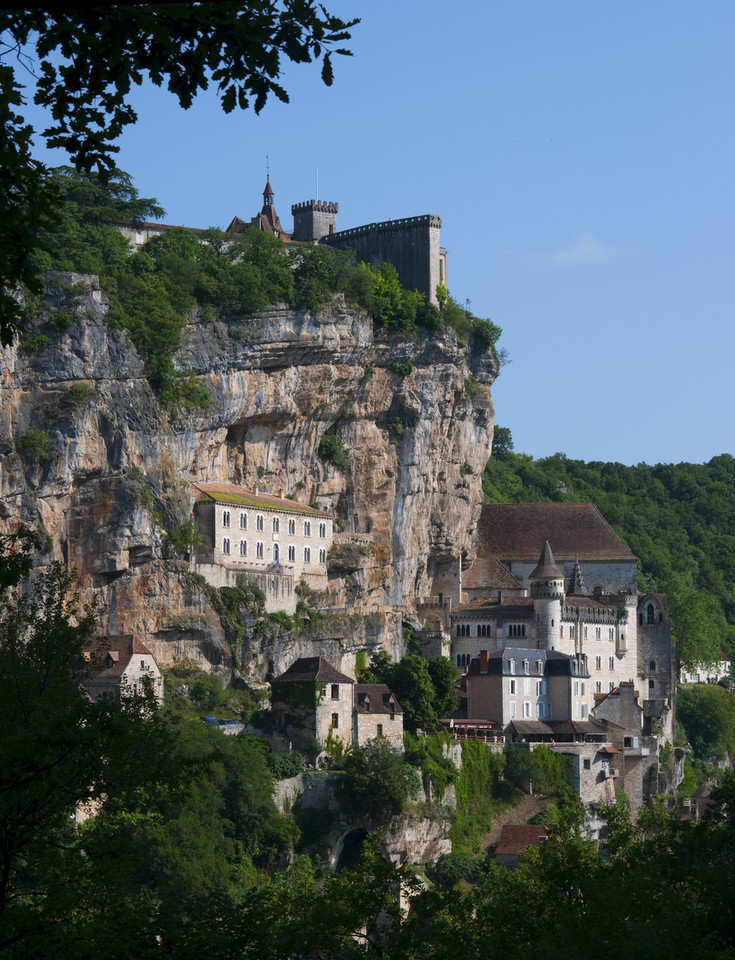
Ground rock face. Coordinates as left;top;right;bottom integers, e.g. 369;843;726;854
0;273;498;680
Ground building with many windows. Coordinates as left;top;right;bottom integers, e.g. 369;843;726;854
191;482;333;612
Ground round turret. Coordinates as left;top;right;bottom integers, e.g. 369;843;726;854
530;541;565;650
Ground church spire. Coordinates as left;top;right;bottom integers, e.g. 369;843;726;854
568;556;589;597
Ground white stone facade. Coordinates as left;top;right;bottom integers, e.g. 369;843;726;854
192;483;333;596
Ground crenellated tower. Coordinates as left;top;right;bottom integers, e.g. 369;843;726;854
291;199;339;241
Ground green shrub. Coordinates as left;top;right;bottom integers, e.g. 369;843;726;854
318;434;349;472
269;751;305;780
65;382;93;407
47;310;75;333
17;427;54;461
168;521;203;557
389;361;413;377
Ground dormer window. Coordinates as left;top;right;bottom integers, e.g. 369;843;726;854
509;659;516;674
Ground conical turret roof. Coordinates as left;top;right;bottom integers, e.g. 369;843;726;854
529;541;563;580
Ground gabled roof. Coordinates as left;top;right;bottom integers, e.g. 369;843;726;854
192;482;327;517
452;597;535;615
495;824;548;857
82;635;155;679
476;503;637;563
462;556;523;591
354;683;403;715
274;657;354;685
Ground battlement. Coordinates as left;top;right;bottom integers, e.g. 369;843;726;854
324;214;441;244
291;200;339;214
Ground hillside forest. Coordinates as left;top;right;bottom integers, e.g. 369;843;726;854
484;428;735;670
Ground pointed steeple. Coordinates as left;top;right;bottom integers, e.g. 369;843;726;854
263;180;274;207
530;541;563;581
568;556;588;597
529;541;565;600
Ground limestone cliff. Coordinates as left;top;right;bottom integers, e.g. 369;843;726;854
0;273;498;682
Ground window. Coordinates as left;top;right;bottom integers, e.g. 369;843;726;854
273;543;279;563
624;736;633;748
239;512;247;529
304;521;311;537
581;704;588;718
222;510;231;528
609;627;614;640
319;522;326;538
560;626;564;639
256;514;264;531
583;759;591;770
647;603;655;624
239;540;247;557
581;683;585;696
509;679;516;695
595;656;601;670
273;516;279;533
331;684;340;699
288;545;295;562
574;681;579;696
304;547;311;562
331;713;339;729
510;702;516;719
288;518;295;535
649;659;657;672
609;657;615;671
537;660;543;674
319;548;326;563
609;681;615;691
523;659;529;674
509;659;516;674
649;679;655;690
222;537;231;554
584;626;588;640
377;724;383;737
595;627;601;640
256;542;264;558
523;701;531;718
595;681;602;693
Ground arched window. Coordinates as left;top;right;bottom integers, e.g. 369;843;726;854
273;517;279;533
457;654;461;667
647;603;655;624
273;543;279;563
456;625;461;637
649;659;656;673
239;540;247;557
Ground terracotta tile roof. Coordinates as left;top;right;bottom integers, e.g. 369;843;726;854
495;824;548;857
462;556;523;591
476;503;637;563
82;635;154;679
563;596;616;611
275;657;354;685
192;482;328;517
452;597;535;614
354;683;403;715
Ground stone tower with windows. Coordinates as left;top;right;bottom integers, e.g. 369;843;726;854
530;541;565;652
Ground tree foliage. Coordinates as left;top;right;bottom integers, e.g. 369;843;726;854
343;738;421;822
483;435;735;664
0;2;358;341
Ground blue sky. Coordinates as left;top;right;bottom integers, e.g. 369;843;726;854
21;2;735;466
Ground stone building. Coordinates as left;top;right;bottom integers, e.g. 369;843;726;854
271;657;404;757
353;683;404;750
81;634;164;705
228;180;447;304
191;482;333;612
446;504;675;745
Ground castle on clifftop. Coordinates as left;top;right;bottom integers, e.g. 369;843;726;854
227;180;448;305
